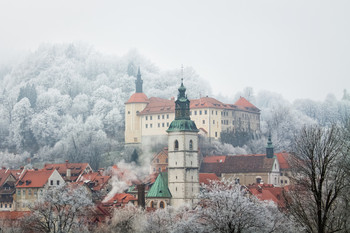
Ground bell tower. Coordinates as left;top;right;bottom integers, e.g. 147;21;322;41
167;79;199;207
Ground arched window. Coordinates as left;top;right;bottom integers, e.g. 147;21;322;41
189;140;193;150
256;176;262;184
150;201;155;208
159;201;165;209
174;140;179;150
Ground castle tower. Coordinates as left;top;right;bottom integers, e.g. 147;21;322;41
167;79;200;207
125;67;149;144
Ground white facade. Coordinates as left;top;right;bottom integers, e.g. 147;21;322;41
168;131;200;207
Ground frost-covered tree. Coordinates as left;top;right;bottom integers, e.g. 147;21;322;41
285;125;349;233
21;184;93;233
197;179;299;233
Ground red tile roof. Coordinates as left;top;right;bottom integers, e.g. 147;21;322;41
202;156;226;163
138;96;259;115
16;169;55;188
44;162;90;181
126;93;149;104
105;193;137;205
234;97;258;109
275;152;291;170
247;184;286;207
0;169;12;187
77;172;111;191
200;155;275;176
0;211;30;220
199;173;220;185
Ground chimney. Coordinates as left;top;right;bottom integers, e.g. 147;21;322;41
66;169;71;178
137;184;146;209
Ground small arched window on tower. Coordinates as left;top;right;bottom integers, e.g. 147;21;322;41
174;140;179;151
159;201;165;209
189;140;193;150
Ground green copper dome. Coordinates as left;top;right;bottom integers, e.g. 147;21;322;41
167;79;199;133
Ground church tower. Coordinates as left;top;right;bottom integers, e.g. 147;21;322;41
125;67;149;144
167;79;200;207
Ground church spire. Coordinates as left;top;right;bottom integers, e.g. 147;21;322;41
175;79;190;120
135;67;143;93
266;132;274;158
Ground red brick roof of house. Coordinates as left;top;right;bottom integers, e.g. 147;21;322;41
202;156;227;163
234;97;259;110
44;161;90;181
104;193;137;206
0;211;30;220
138;96;259;115
126;92;149;104
199;173;220;185
247;184;286;208
77;171;111;191
200;155;275;176
16;169;55;188
0;169;12;187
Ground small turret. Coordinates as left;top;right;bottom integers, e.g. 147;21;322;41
266;132;274;158
135;67;143;93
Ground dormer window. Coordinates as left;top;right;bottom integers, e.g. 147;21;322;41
174;140;179;150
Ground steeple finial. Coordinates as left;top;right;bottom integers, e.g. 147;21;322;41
135;66;143;93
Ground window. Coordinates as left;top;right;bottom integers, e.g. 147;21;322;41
176;176;177;179
9;204;12;208
158;123;160;127
190;111;192;115
202;120;205;124
150;201;155;208
150;124;153;128
166;158;168;163
256;177;262;184
128;111;130;114
191;176;193;180
215;132;217;137
176;187;177;191
0;204;2;208
194;111;197;115
146;116;148;120
150;116;153;120
17;190;21;196
200;110;202;115
146;124;148;128
28;189;32;196
167;122;169;127
5;204;7;208
167;114;169;119
205;110;207;115
174;140;179;150
156;159;159;163
189;140;193;150
212;110;214;114
280;173;283;176
285;180;288;184
34;190;37;195
281;180;283;184
50;180;53;185
162;123;164;127
216;111;217;115
158;167;161;172
213;120;215;124
162;115;164;119
158;115;160;119
191;161;193;165
235;178;240;184
160;201;165;209
57;180;60;185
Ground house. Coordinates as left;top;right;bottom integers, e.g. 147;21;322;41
15;169;65;211
0;169;17;211
150;147;168;173
43;160;92;182
125;68;260;144
76;171;111;202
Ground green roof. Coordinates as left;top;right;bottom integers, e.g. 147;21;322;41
146;172;172;198
167;119;199;132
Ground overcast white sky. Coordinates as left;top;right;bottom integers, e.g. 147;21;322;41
0;0;349;102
